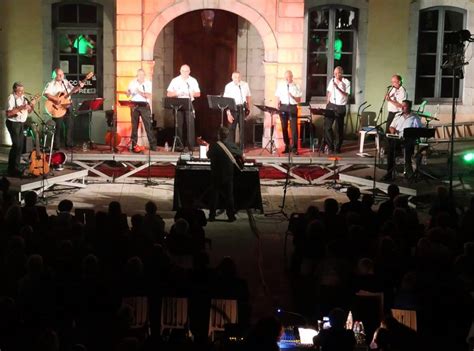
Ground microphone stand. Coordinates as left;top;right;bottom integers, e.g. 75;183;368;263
375;86;391;124
186;82;195;155
365;119;388;196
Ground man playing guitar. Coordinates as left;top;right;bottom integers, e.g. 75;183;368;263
43;68;85;149
5;82;36;177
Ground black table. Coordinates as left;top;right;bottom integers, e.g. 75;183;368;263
173;163;263;212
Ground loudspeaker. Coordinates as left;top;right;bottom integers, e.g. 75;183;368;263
155;127;174;146
253;121;263;147
73;112;108;144
23;136;33;154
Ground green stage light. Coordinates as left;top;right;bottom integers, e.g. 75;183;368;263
462;152;474;163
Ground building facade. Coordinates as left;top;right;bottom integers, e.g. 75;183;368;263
0;0;473;146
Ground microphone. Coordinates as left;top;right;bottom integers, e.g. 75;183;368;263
387;85;393;89
287;83;290;90
142;84;145;93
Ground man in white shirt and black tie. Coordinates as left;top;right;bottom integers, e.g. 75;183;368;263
385;74;407;133
275;70;302;154
326;66;351;153
223;71;251;149
127;69;157;153
167;64;201;149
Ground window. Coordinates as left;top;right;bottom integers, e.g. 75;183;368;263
52;2;103;100
415;7;466;103
307;6;358;101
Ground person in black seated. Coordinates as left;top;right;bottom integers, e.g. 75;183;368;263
207;126;242;222
313;307;356;351
339;186;363;217
382;100;422;181
246;316;283;351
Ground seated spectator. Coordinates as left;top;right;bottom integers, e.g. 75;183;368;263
377;184;400;226
21;191;48;231
143;201;165;244
393;271;417;310
166;218;193;255
313;307;356;351
340;186;363;217
353;258;383;293
107;201;129;233
246;316;283;351
322;198;346;240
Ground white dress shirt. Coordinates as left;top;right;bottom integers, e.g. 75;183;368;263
44;79;75;96
275;81;302;105
6;94;29;122
387;86;407;113
390;112;423;137
167;76;200;101
128;79;152;103
223;81;251;105
327;77;351;105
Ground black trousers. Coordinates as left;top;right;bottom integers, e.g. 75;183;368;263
386;137;416;175
279;104;298;149
6;120;25;172
53;113;74;148
177;108;195;148
131;105;156;148
324;102;346;151
228;105;245;150
209;180;235;218
386;111;398;133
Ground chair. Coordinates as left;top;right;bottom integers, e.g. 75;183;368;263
208;299;238;341
160;297;188;334
122;296;150;337
357;111;380;157
391;308;417;331
284;212;305;261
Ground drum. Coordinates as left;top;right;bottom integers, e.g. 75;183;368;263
47;151;67;170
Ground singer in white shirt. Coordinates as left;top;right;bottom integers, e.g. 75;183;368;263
127;69;156;152
385;74;407;132
223;71;251;148
167;64;201;149
325;66;351;153
44;68;84;149
275;70;302;154
5;82;35;176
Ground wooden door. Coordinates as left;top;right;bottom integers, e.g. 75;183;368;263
173;10;238;143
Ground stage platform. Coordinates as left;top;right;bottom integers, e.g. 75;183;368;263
8;168;88;201
62;143;379;183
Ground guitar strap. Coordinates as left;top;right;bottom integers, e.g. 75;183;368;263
217;141;242;171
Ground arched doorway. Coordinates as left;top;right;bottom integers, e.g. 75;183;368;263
152;10;266;143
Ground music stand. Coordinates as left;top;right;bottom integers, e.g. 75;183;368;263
78;98;104;149
163;97;191;152
255;104;280;155
310;107;336;153
207;95;236;127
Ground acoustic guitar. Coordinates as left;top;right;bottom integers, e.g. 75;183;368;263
29;124;50;177
45;72;94;118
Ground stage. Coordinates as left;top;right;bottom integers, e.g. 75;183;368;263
2;138;471;203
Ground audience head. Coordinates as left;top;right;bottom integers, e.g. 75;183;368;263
24;191;38;207
324;198;339;215
250;316;283;343
57;199;73;213
346;186;361;202
145;200;157;214
387;184;400;200
173;218;189;236
328;308;348;329
131;213;144;229
26;254;44;275
362;194;374;208
218;126;230;141
217;256;237;278
357;257;374;275
108;201;122;216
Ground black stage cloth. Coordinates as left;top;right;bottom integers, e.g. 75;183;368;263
173;163;263;212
